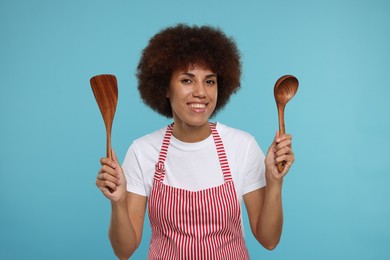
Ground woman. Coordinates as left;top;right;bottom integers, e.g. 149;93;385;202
96;24;294;259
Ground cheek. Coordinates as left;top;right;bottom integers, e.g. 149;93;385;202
211;87;218;100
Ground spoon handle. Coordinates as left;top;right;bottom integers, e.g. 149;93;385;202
106;127;112;159
277;105;286;173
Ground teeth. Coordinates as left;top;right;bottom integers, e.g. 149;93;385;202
190;103;206;109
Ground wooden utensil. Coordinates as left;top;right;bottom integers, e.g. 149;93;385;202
274;75;299;173
90;74;118;159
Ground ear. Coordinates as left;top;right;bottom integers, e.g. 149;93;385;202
166;89;170;98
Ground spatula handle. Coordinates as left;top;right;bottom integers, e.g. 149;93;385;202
277;105;286;173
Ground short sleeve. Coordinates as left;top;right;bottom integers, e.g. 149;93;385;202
242;137;266;195
122;142;148;196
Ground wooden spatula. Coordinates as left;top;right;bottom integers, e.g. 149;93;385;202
90;74;118;159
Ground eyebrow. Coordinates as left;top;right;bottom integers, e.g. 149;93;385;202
181;72;217;78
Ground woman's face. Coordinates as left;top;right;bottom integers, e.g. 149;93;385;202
167;64;218;129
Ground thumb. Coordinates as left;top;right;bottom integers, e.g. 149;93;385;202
271;130;279;146
275;130;280;140
112;149;119;164
272;130;282;146
267;131;278;154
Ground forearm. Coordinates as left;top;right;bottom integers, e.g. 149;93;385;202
257;183;283;250
109;199;138;259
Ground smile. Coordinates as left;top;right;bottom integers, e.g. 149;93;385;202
188;103;207;109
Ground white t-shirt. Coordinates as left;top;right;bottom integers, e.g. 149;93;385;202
123;122;266;205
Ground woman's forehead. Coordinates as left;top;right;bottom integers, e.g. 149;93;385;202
174;62;216;74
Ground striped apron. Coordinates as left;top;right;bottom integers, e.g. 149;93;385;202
147;123;250;259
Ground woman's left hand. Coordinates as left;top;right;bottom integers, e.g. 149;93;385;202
265;131;295;184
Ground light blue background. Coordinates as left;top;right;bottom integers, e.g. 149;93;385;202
1;0;389;259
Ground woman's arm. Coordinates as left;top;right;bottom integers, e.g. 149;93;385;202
244;185;283;250
109;192;146;259
244;132;294;250
97;151;147;259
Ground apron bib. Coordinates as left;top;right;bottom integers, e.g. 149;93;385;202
148;123;249;259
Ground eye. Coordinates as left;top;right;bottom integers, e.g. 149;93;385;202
206;79;216;85
181;78;192;84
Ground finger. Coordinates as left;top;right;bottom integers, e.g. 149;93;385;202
275;146;292;157
100;157;117;168
267;131;278;154
275;153;294;164
101;164;119;176
280;159;293;176
274;161;294;178
276;133;292;142
112;149;119;164
276;134;292;145
271;166;286;179
97;172;119;185
103;180;118;191
276;139;292;150
96;181;117;196
96;179;118;192
98;185;115;196
270;160;291;178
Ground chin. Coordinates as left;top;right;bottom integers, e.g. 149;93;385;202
177;117;210;128
187;119;210;127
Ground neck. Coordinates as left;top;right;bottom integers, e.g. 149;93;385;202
172;122;212;143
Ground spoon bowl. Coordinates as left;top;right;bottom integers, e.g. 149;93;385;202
274;75;299;109
90;74;118;159
274;75;299;172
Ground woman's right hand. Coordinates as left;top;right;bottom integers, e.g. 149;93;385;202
96;150;127;203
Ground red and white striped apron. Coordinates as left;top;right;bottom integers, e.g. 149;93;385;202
147;123;249;259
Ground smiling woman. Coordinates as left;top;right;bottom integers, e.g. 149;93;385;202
167;66;218;142
95;24;295;259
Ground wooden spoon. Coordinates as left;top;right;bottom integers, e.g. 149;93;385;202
90;74;118;159
274;75;299;173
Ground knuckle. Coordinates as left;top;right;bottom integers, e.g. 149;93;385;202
104;181;115;188
102;165;110;172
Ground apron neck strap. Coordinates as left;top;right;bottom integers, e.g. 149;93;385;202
209;123;233;182
154;123;232;182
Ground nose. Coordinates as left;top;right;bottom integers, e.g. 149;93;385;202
193;82;206;98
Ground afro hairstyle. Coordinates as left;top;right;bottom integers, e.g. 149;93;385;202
136;24;242;118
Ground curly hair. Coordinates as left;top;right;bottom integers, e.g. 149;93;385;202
136;24;242;118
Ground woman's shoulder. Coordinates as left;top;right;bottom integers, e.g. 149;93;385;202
135;126;166;142
216;122;256;143
129;126;167;152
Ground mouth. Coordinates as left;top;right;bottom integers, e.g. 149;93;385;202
189;103;206;109
188;102;208;112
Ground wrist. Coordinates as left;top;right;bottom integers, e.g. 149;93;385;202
265;178;283;193
264;184;283;203
111;195;128;209
265;169;284;187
